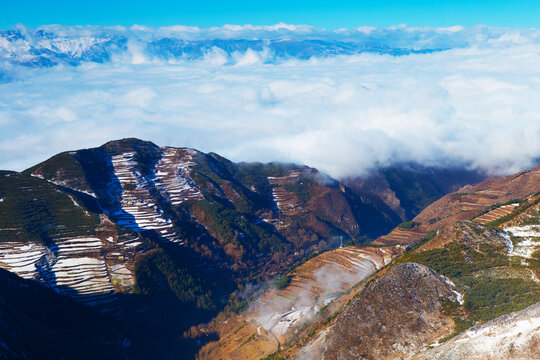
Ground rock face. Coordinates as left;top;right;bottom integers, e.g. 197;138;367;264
413;303;540;360
299;263;458;360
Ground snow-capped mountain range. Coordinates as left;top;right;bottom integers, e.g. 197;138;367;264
0;28;438;68
1;24;536;67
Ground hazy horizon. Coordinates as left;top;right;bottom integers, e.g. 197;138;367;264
2;23;540;177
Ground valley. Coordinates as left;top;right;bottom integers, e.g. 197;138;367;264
0;138;538;359
1;8;540;360
255;168;540;360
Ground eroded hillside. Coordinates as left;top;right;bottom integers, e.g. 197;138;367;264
197;245;402;360
299;263;459;360
283;174;540;360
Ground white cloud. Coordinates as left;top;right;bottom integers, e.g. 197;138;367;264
1;26;540;177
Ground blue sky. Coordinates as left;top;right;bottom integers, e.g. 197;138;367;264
2;0;540;29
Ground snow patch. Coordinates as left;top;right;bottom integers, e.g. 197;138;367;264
442;275;464;305
505;225;540;237
502;231;514;254
66;193;80;208
503;226;540;258
109;151;185;244
457;314;540;354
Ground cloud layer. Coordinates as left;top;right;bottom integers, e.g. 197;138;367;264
1;25;540;178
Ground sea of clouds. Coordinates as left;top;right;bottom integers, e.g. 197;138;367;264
1;24;540;177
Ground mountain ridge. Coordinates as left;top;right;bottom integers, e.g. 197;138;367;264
0;138;497;358
0;28;444;69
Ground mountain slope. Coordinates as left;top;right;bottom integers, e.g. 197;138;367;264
0;170;141;308
0;138;490;359
198;245;402;360
0;268;125;360
23;138;410;279
413;302;540;360
343;164;485;222
0;28;443;68
0;170;100;244
298;263;459;360
286;172;540;360
375;166;540;245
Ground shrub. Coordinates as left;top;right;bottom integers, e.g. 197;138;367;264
465;278;540;322
398;221;421;229
275;274;293;290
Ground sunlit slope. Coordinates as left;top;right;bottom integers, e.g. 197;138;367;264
293;191;540;359
0;138;493;359
197;245;402;360
0;170;100;243
24;138;414;279
413;303;540;360
0;171;142;309
375;166;540;245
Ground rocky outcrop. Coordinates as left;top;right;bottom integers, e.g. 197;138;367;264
298;263;458;360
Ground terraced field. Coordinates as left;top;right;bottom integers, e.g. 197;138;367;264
0;232;143;310
197;245;402;360
0;139;510;359
109;151;184;244
374;166;540;245
252;246;399;337
375;226;427;245
0;171;100;243
268;171;304;216
0;169;146;311
474;203;519;224
7;140;394;316
501;198;540;273
153;147;205;205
